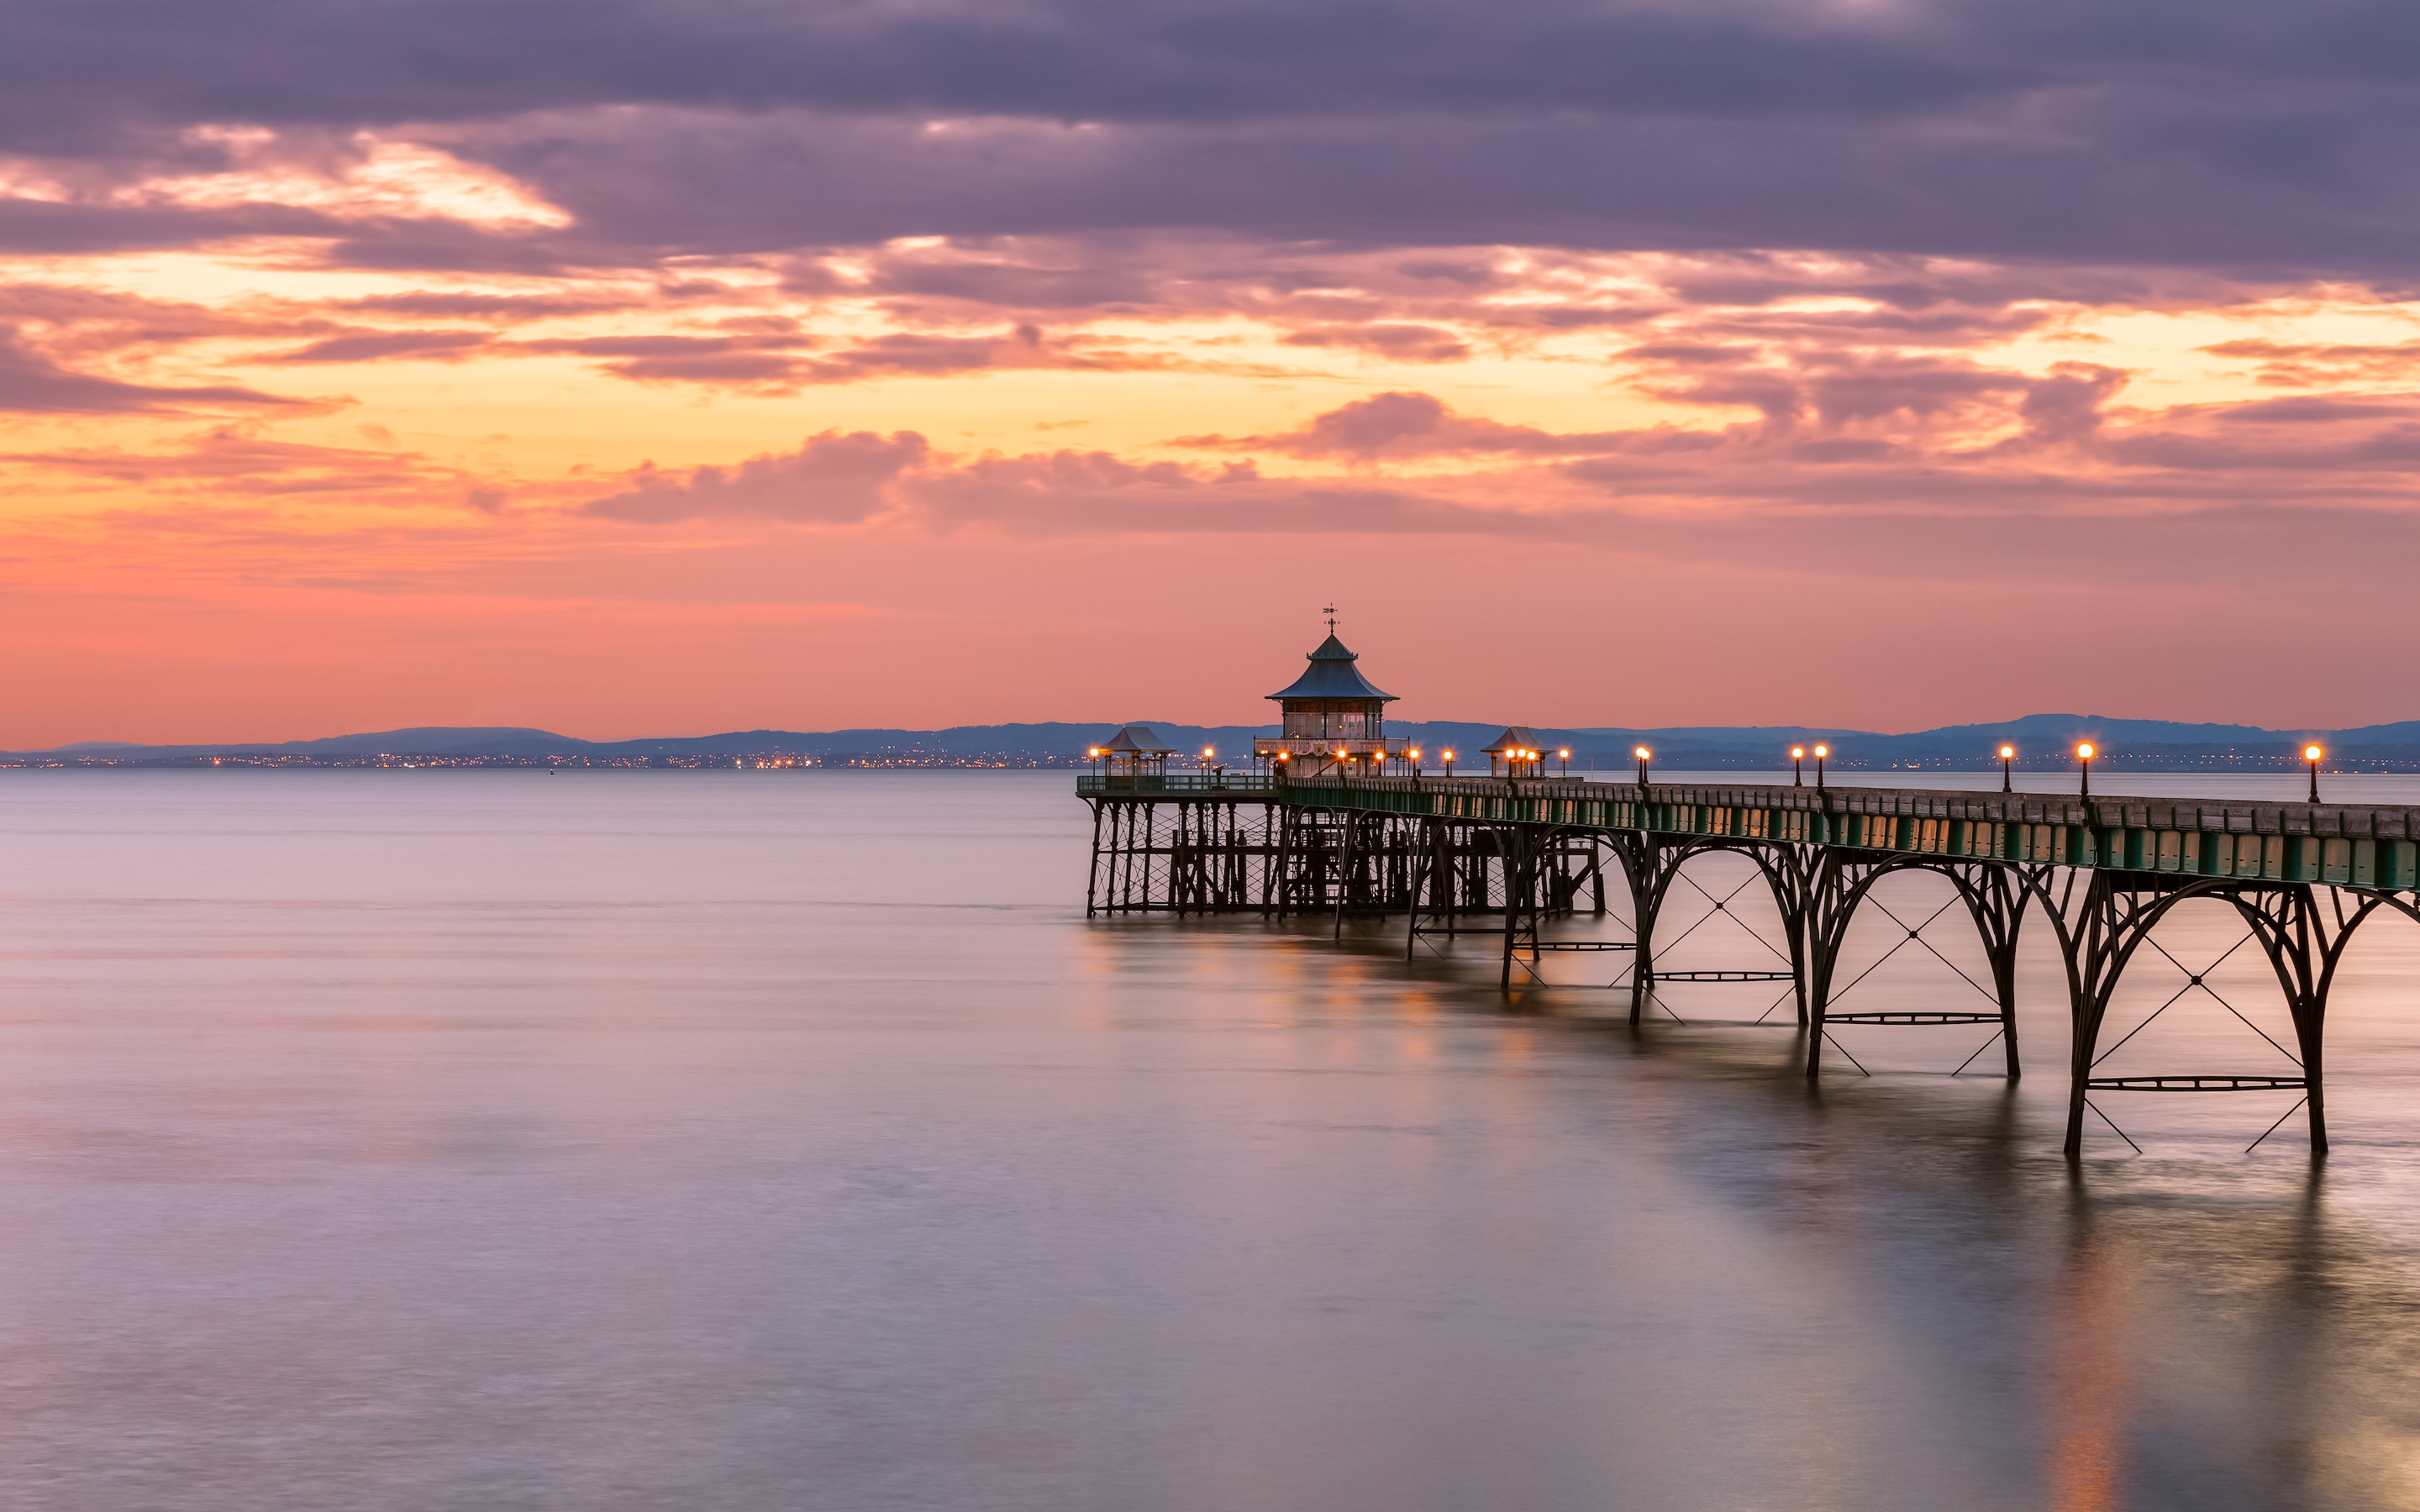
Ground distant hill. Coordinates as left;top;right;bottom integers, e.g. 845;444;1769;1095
9;714;2420;769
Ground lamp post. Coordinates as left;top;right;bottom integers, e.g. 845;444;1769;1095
1443;748;1455;779
1634;744;1652;787
2305;743;2324;804
2075;742;2095;799
1998;744;2015;794
1812;743;1828;790
1559;747;1570;779
1791;745;1805;787
1409;747;1422;778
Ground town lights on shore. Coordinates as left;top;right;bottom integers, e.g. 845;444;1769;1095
1999;743;2016;793
2305;743;2325;804
2075;742;2096;798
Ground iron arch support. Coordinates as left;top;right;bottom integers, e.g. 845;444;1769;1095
2028;870;2297;1159
1601;833;1763;1026
2221;885;2386;1157
1801;851;1973;1079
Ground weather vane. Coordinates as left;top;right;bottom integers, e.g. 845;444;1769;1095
1323;603;1337;633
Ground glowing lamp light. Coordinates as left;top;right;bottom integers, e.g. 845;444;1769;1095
1559;748;1570;759
1634;746;1650;760
1791;746;1805;759
2075;742;2096;760
1999;745;2015;759
1442;749;1455;759
1813;744;1829;759
2305;744;2324;761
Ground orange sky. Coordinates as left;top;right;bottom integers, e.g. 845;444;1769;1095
8;13;2420;745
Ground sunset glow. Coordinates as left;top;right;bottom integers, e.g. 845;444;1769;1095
7;3;2417;744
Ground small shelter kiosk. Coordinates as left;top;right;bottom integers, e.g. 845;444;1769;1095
1091;724;1176;788
1484;727;1546;779
1255;620;1411;779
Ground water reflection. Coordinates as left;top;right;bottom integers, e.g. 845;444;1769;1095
0;770;2417;1509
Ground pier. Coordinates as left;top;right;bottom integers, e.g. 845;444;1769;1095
1080;631;2420;1158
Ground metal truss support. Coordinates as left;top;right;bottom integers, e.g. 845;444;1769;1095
1959;864;2033;1081
1405;818;1471;958
1502;825;1543;990
1087;799;1277;917
1752;847;1820;1027
2035;871;2384;1158
1803;855;2033;1082
1608;836;1809;1028
2226;884;2382;1158
1085;800;1105;917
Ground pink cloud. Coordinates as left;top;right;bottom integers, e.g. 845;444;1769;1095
581;430;931;522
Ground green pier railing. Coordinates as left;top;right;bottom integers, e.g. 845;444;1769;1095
1081;774;2420;893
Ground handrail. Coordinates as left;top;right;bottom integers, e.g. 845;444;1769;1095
1076;773;1279;795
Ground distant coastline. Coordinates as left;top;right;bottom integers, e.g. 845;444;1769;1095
12;714;2420;772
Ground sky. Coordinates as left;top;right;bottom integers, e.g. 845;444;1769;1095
8;0;2420;745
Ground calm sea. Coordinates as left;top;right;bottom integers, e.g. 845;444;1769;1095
5;769;2420;1511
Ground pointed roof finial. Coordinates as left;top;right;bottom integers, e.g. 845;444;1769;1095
1323;603;1338;634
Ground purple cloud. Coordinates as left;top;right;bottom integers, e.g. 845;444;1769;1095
0;327;299;412
6;3;2420;275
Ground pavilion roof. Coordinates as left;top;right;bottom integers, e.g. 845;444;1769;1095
1098;724;1176;753
1265;633;1397;702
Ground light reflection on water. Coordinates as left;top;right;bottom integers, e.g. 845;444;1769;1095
0;769;2417;1509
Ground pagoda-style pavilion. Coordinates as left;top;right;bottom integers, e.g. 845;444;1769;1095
1090;724;1176;784
1254;618;1413;778
1482;727;1547;779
